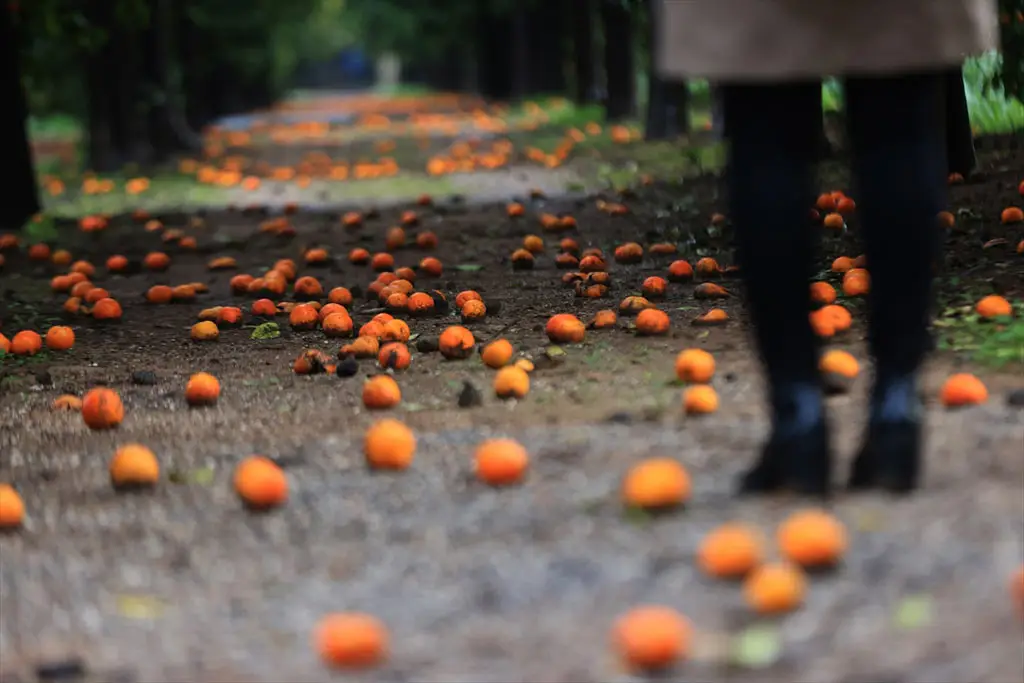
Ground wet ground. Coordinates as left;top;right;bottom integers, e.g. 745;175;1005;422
2;95;1023;682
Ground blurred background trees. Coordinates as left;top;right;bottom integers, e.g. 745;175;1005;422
4;0;1022;227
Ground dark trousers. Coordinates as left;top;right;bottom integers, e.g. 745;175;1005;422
721;73;947;391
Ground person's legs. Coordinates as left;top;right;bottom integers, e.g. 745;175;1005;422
843;72;947;492
722;81;831;496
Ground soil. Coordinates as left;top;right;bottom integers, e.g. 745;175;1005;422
1;99;1023;683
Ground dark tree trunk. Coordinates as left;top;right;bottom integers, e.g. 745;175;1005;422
84;0;123;171
142;0;201;161
111;21;150;163
526;1;568;94
476;5;513;100
511;6;529;99
0;4;39;228
601;0;635;120
945;66;976;176
571;0;596;103
669;81;691;135
642;0;671;140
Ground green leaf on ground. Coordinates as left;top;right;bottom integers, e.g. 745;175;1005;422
893;594;933;629
115;593;166;620
251;322;281;340
454;264;483;272
22;215;59;242
729;624;783;669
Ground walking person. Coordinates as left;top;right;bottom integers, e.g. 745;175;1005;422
656;0;1000;496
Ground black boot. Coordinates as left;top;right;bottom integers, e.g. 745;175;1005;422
848;375;924;493
739;383;831;497
721;81;833;498
842;72;946;494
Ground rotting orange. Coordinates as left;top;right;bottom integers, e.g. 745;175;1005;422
11;330;42;356
819;350;858;379
185;372;221;406
1001;206;1023;224
92;298;123;321
52;395;83;411
110;444;160;489
364;419;416;470
612;606;690;672
439;325;476;359
695;257;721;278
693;309;729;326
328;287;354;306
315;613;389;670
591;309;618;329
494;366;530;399
0;484;25;529
743;562;807;614
939;373;988;407
82;387;124;430
481;339;514;368
461;299;487;321
697;523;764;579
378;342;411;371
455;290;482;310
622;458;690;510
363;375;401;409
614;242;644;264
289;303;320;330
341;336;380;359
667;260;693;282
809;282;837;305
474;439;529;486
683;385;718;415
641;276;668;299
511;248;534;270
976;294;1012;319
777;509;848;569
419;256;443;277
675;349;715;383
635;308;670;336
234;456;288;510
545;313;585;343
191;321;219;342
44;326;74;351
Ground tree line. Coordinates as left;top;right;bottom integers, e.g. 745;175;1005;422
2;0;1022;231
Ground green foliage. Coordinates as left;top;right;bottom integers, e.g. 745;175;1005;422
17;0;350;119
996;0;1024;101
963;52;1024;132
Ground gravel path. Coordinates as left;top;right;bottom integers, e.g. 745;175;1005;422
3;397;1022;682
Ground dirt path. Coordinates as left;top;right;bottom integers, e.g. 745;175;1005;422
2;101;1023;682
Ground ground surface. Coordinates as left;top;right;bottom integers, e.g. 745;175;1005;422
2;94;1023;683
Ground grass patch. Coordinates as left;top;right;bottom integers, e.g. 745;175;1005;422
934;302;1024;368
223;172;459;205
41;173;231;219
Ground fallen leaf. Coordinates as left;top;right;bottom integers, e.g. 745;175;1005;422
115;594;165;620
893;594;933;629
251;322;281;340
729;624;783;669
454;264;483;272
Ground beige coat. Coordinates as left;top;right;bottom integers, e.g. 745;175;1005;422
656;0;1000;81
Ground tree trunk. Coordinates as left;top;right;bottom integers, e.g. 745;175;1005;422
84;0;122;171
511;6;529;99
642;0;671;140
945;66;976;176
0;4;39;228
571;0;596;103
601;0;635;120
526;1;568;94
476;5;513;100
143;0;202;161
